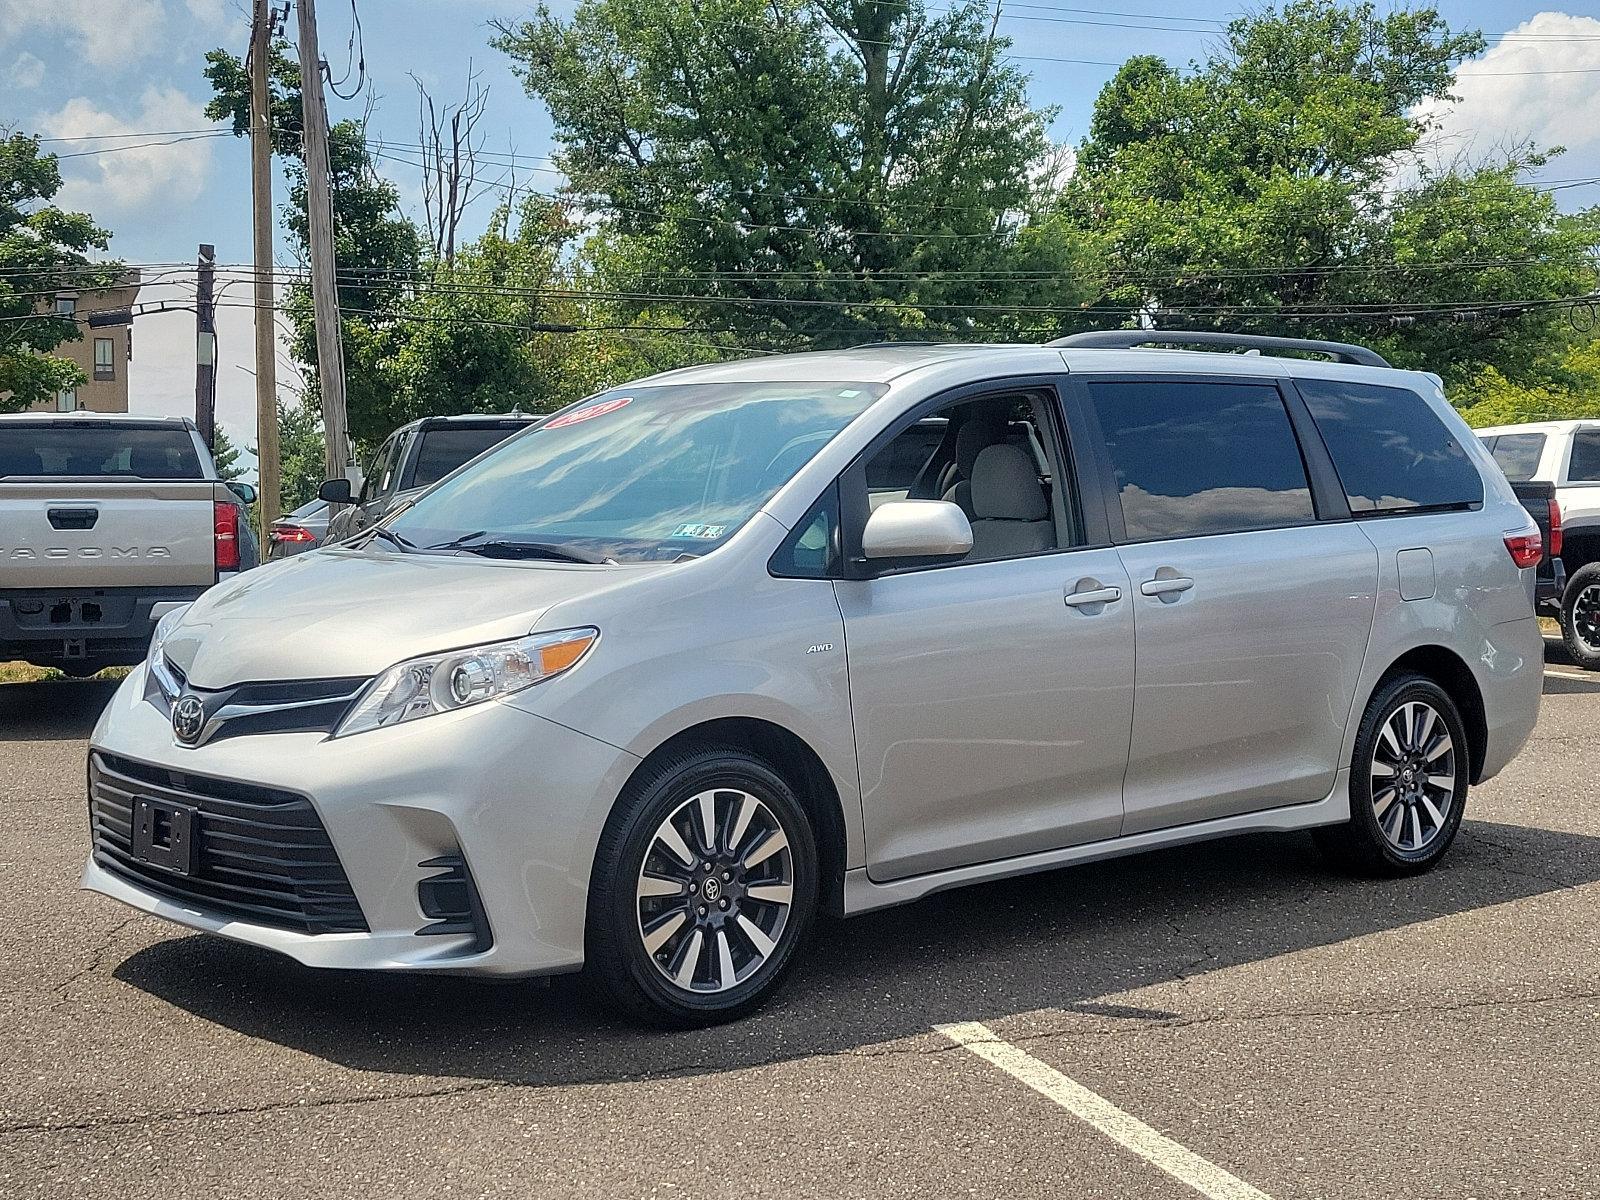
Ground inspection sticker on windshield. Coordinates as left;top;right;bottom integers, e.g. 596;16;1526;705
545;395;632;429
672;523;727;540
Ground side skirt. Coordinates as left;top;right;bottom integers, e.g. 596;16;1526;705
842;770;1351;916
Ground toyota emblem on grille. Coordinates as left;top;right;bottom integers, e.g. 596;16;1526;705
172;696;205;744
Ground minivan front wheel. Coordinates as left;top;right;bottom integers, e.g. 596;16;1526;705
586;746;818;1026
1314;674;1469;876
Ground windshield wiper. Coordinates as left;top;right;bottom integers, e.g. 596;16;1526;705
363;525;416;552
427;533;608;564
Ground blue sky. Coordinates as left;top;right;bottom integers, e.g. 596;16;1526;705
3;0;1599;468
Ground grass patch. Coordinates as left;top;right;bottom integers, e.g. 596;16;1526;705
0;662;130;685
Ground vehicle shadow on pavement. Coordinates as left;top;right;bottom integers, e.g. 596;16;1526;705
113;817;1600;1085
0;679;119;742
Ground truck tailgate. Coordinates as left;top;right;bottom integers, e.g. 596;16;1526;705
0;481;221;587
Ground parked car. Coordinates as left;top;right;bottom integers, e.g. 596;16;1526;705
1477;420;1600;668
318;413;540;544
265;498;329;561
85;333;1541;1026
1;412;256;676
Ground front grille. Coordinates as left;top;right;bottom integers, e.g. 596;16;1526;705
150;658;366;745
89;752;368;934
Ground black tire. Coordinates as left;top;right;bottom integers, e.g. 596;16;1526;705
1313;673;1470;877
1559;562;1600;671
585;745;819;1028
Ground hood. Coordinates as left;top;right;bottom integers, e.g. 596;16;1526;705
167;547;659;688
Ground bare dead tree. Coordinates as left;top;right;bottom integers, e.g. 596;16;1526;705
412;64;492;265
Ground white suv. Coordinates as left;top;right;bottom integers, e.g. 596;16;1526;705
1477;420;1600;667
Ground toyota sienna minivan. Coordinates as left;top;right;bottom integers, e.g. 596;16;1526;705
84;332;1543;1025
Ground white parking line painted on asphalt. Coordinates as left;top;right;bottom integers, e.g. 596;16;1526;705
1544;667;1598;682
937;1021;1273;1200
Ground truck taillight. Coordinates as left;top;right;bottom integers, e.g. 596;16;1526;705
1549;499;1563;559
1504;527;1542;569
214;501;240;571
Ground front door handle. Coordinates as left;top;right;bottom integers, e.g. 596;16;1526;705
1140;576;1195;598
1064;583;1122;608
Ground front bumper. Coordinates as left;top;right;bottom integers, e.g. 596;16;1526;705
83;663;640;976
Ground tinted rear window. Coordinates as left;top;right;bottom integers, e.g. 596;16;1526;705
1297;379;1481;513
1485;432;1546;482
1568;429;1600;483
0;426;204;479
409;426;525;489
1086;380;1316;541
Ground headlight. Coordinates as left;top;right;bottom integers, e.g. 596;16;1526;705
333;628;598;738
147;605;191;669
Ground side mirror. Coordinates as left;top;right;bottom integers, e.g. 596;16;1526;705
318;477;353;504
226;481;257;505
861;499;973;561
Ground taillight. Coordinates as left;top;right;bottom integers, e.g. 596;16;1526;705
270;525;315;544
214;501;240;571
1549;499;1563;559
1504;527;1542;569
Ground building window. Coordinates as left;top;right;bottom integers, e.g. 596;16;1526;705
94;337;115;381
56;389;78;412
55;295;77;316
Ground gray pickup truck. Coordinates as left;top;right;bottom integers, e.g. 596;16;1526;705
0;413;257;676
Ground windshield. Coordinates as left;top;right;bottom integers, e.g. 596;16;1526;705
387;381;886;562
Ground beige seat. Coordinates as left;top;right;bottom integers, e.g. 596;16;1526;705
967;443;1053;560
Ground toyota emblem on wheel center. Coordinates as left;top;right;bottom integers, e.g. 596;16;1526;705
171;696;205;744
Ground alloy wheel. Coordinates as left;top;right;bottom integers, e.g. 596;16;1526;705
1572;584;1600;655
1370;700;1456;853
635;788;795;994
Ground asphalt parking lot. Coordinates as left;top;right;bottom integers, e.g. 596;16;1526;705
3;647;1598;1200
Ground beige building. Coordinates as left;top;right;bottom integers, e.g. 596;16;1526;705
29;271;143;413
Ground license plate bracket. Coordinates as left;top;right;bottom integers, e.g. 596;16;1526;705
130;798;197;875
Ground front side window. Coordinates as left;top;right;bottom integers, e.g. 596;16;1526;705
1087;379;1315;541
389;382;885;563
1486;432;1546;482
1568;429;1600;483
360;435;399;503
1298;378;1482;513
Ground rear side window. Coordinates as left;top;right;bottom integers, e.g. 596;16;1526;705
1568;429;1600;483
1086;379;1316;541
1486;432;1546;482
1298;379;1481;513
0;426;203;479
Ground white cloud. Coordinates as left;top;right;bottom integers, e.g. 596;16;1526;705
38;86;217;218
5;50;45;90
0;0;169;69
1417;12;1600;179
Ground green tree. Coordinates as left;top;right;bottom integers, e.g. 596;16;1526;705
211;424;245;481
492;0;1091;347
1062;2;1597;384
0;131;123;413
275;398;328;511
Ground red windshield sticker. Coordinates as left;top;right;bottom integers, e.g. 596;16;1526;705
545;396;632;429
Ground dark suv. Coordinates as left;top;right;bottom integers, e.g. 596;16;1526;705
319;413;539;543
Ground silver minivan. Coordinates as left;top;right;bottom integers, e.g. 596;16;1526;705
84;333;1543;1025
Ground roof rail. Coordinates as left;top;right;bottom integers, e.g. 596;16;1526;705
1047;330;1391;368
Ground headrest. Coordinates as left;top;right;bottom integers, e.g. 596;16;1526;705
954;410;1007;479
0;447;44;477
971;443;1048;522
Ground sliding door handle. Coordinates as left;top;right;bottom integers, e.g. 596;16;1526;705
1140;576;1195;598
1064;584;1122;608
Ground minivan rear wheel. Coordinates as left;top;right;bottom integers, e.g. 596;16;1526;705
1313;673;1469;876
585;745;818;1027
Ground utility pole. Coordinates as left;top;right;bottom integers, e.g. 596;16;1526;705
294;0;353;489
195;243;216;450
250;0;281;532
